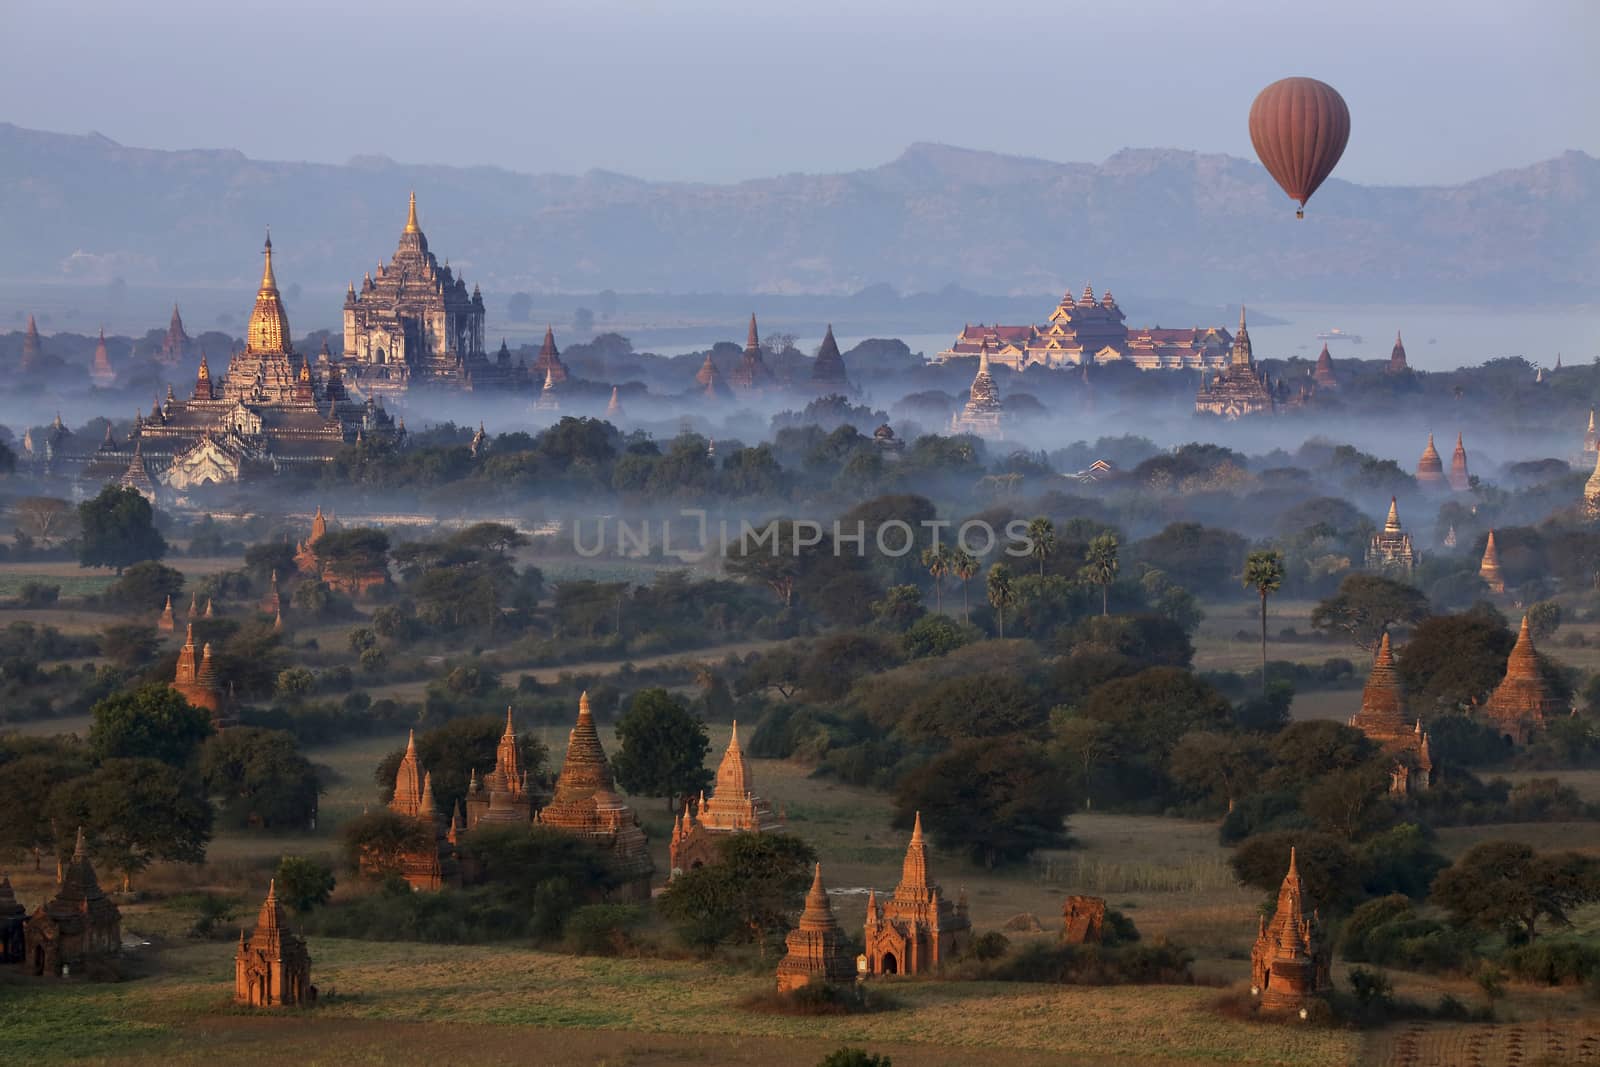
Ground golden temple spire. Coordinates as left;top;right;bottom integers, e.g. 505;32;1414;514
260;230;277;291
404;191;421;234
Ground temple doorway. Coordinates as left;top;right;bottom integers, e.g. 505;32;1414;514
881;953;897;975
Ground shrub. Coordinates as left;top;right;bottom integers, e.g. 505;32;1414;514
1347;966;1393;1009
17;581;59;607
564;904;644;956
968;930;1011;961
979;941;1193;985
1500;940;1600;986
817;1047;893;1067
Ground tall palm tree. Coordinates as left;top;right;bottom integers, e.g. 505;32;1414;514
1242;549;1287;693
921;544;952;614
1082;533;1120;616
986;562;1017;639
950;548;979;623
1026;517;1056;577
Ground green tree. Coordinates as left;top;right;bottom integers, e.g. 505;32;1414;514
1081;533;1120;616
1430;841;1600;941
1242;550;1286;692
48;758;213;891
921;544;952;613
1395;611;1518;715
1526;600;1562;640
870;584;924;631
78;486;166;573
610;688;713;814
103;561;186;611
895;738;1070;867
274;855;335;912
657;832;817;956
0;739;92;871
1168;730;1263;813
1026;516;1056;577
1310;574;1431;652
949;547;979;623
88;684;214;767
1230;831;1366;916
202;728;320;829
342;810;437;879
986;562;1016;639
100;623;160;669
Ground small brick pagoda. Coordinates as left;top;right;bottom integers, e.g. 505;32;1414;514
1485;616;1563;744
1479;529;1506;594
537;692;654;901
776;863;856;992
530;326;569;386
465;708;534;829
1449;432;1471;492
1364;497;1417;573
810;325;850;392
234;880;313;1007
1415;433;1446;489
670;720;783;874
377;732;458;890
694;352;733;401
1387;331;1409;373
727;315;777;394
171;623;225;720
1312;344;1338;390
1347;633;1433;793
1249;847;1331;1014
951;344;1004;436
1584;449;1600;521
863;812;970;976
293;505;387;595
23;828;121;976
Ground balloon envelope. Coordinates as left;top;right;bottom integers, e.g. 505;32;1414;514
1249;77;1350;217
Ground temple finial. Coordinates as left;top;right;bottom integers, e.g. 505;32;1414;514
405;191;420;234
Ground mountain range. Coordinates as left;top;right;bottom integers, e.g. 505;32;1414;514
0;123;1594;304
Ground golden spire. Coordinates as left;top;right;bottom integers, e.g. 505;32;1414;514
260;230;278;291
404;191;421;234
246;232;292;354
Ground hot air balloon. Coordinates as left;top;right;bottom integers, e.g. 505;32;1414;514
1248;77;1350;219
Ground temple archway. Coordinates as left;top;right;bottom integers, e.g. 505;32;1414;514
881;952;898;975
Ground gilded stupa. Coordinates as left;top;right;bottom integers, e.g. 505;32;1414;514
951;342;1004;436
1364;497;1416;572
1415;433;1446;489
1479;530;1506;593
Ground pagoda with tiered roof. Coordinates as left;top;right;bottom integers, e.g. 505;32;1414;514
341;193;492;392
670;721;784;874
1249;848;1331;1014
537;692;654;900
23;828;121;976
234;880;312;1006
862;813;970;975
466;709;535;829
1449;433;1471;492
727;315;777;393
171;623;225;720
1347;633;1432;793
951;344;1004;436
1415;433;1446;489
1365;498;1417;573
1312;344;1338;389
810;325;850;392
1194;308;1275;419
1479;530;1506;593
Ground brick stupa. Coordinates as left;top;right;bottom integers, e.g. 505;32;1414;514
1415;433;1446;489
727;314;776;393
811;324;849;391
776;863;856;992
1312;343;1338;390
863;812;970;976
538;692;654;900
1449;432;1470;492
1347;633;1432;792
1249;848;1331;1014
670;721;783;874
1365;497;1416;572
1479;530;1506;593
376;732;457;890
171;623;225;719
234;880;313;1006
1485;616;1563;744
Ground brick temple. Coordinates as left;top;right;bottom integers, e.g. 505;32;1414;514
234;880;313;1007
1249;848;1331;1014
1194;309;1275;419
23;828;121;977
1347;633;1432;793
170;622;226;721
465;709;535;829
1365;498;1417;573
950;345;1003;437
670;721;783;874
862;813;970;976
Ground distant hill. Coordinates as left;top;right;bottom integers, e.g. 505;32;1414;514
0;124;1594;303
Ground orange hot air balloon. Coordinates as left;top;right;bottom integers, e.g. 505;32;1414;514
1248;77;1350;218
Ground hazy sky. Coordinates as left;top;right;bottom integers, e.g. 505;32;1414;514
8;0;1595;185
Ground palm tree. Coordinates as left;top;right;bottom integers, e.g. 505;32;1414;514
1026;517;1056;577
950;548;979;623
1242;549;1287;692
986;562;1017;639
921;544;952;614
1082;533;1120;616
